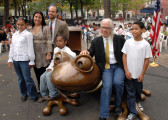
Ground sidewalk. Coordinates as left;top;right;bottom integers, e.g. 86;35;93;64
0;43;168;120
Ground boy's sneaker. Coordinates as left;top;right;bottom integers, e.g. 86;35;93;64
115;106;122;116
44;95;59;101
37;97;45;103
126;113;137;120
32;96;38;102
138;102;144;111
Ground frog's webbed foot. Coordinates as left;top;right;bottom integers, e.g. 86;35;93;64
42;91;79;116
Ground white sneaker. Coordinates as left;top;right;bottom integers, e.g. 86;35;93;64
138;102;144;111
126;113;136;120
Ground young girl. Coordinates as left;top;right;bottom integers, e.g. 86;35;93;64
122;21;152;120
8;17;38;102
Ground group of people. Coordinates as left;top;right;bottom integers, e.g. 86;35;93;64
7;5;70;102
0;19;15;52
3;4;156;120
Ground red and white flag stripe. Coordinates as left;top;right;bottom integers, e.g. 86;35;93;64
150;0;161;59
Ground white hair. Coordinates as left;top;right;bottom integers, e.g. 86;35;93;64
101;18;114;36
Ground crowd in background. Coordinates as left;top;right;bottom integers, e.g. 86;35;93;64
78;19;168;49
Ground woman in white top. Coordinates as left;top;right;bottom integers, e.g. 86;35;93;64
8;17;38;102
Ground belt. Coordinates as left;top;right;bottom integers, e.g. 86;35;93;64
110;63;118;65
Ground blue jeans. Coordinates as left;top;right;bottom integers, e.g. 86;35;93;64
99;64;125;118
13;61;37;99
125;78;143;115
40;70;59;98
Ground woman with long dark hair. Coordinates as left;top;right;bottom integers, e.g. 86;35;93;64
28;11;52;93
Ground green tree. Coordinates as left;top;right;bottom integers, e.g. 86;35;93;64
110;0;120;18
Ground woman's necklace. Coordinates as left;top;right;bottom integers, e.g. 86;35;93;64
33;25;42;35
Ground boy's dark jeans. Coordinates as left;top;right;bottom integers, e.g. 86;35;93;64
125;78;143;115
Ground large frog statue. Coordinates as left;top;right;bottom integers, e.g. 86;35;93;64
42;51;150;120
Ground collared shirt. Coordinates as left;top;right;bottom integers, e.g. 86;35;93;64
49;18;56;44
46;46;76;70
8;29;35;65
103;36;117;64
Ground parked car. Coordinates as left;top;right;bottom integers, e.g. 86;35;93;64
96;16;104;21
113;17;123;21
88;16;95;21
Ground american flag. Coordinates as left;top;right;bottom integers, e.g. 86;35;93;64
150;0;161;59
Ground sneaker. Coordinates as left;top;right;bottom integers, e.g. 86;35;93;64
138;102;144;111
32;96;38;102
44;96;55;101
37;97;45;103
126;113;136;120
115;106;122;116
21;95;28;102
99;117;106;120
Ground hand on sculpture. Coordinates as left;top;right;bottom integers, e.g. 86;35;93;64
80;50;90;55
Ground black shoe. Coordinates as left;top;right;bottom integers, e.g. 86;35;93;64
32;96;38;102
21;95;28;102
99;117;106;120
115;106;122;116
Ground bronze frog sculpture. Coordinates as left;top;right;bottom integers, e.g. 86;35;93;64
42;51;151;120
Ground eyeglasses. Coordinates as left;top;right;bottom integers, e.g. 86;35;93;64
101;27;111;30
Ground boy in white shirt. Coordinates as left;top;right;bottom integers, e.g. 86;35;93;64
38;34;76;102
122;21;152;120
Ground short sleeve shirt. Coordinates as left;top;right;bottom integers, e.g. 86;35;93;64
122;38;152;78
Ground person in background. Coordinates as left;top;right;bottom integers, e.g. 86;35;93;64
8;17;38;102
0;28;7;52
117;25;125;37
5;28;11;50
10;25;16;35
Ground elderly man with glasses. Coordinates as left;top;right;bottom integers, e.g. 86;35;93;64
80;18;125;120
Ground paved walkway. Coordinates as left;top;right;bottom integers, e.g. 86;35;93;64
0;41;168;120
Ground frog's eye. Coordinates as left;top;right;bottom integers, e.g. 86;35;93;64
74;55;93;72
54;52;71;66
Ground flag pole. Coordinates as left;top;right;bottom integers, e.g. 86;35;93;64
149;0;161;67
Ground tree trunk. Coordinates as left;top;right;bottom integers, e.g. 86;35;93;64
75;8;78;19
69;0;73;19
18;7;21;16
80;0;84;20
97;9;99;19
122;4;126;22
13;0;17;17
103;0;111;18
3;0;9;25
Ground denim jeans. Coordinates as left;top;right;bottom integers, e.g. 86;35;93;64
13;61;37;99
99;64;125;118
125;78;143;115
40;70;59;98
